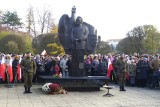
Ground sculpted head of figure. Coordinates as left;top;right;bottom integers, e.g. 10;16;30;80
76;16;83;25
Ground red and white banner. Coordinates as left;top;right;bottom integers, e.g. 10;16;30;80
41;50;47;56
17;56;22;81
0;56;6;81
107;58;114;78
8;58;13;83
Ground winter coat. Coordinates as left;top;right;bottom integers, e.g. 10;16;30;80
136;60;149;79
128;63;136;77
151;59;160;72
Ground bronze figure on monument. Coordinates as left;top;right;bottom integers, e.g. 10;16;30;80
58;6;97;77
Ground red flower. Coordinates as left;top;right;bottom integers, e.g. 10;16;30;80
49;83;61;92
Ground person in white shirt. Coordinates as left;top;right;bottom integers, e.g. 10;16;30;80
60;55;68;77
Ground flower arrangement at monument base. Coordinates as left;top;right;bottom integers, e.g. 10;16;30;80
42;83;67;94
53;74;59;78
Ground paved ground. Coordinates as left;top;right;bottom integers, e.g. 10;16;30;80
0;83;160;107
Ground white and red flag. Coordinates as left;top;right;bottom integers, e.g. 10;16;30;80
8;57;13;83
0;56;6;81
17;55;22;81
41;50;47;56
107;58;114;78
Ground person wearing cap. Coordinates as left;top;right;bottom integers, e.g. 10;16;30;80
20;52;37;94
117;55;128;91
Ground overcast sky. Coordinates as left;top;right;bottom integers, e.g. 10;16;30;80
0;0;160;41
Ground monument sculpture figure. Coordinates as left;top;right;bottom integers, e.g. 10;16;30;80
58;6;97;77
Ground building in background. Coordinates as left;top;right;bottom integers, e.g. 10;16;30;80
107;39;121;51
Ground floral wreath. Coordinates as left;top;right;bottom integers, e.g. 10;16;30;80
42;83;67;94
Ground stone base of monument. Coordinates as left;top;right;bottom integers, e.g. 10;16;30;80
39;76;109;91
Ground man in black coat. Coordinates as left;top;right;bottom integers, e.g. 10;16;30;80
12;55;19;83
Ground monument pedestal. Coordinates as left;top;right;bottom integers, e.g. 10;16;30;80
39;76;109;91
71;49;85;77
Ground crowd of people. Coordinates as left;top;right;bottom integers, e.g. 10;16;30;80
84;53;160;90
0;52;160;93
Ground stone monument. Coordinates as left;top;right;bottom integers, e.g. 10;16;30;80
58;6;97;77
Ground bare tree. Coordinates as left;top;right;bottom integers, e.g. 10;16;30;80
37;5;55;34
46;12;56;33
26;5;38;37
26;5;55;36
26;5;33;34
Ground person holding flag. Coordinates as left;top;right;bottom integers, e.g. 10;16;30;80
5;54;13;84
107;57;114;79
17;55;22;82
0;54;6;82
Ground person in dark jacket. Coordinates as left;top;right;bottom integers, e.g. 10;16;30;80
85;57;92;76
91;56;99;76
136;56;149;87
66;56;71;76
12;55;19;83
112;55;120;84
97;57;107;76
34;54;45;83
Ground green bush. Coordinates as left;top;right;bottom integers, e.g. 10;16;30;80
0;32;33;54
33;33;55;54
0;31;10;40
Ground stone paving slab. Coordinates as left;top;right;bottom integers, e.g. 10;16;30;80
0;83;160;107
